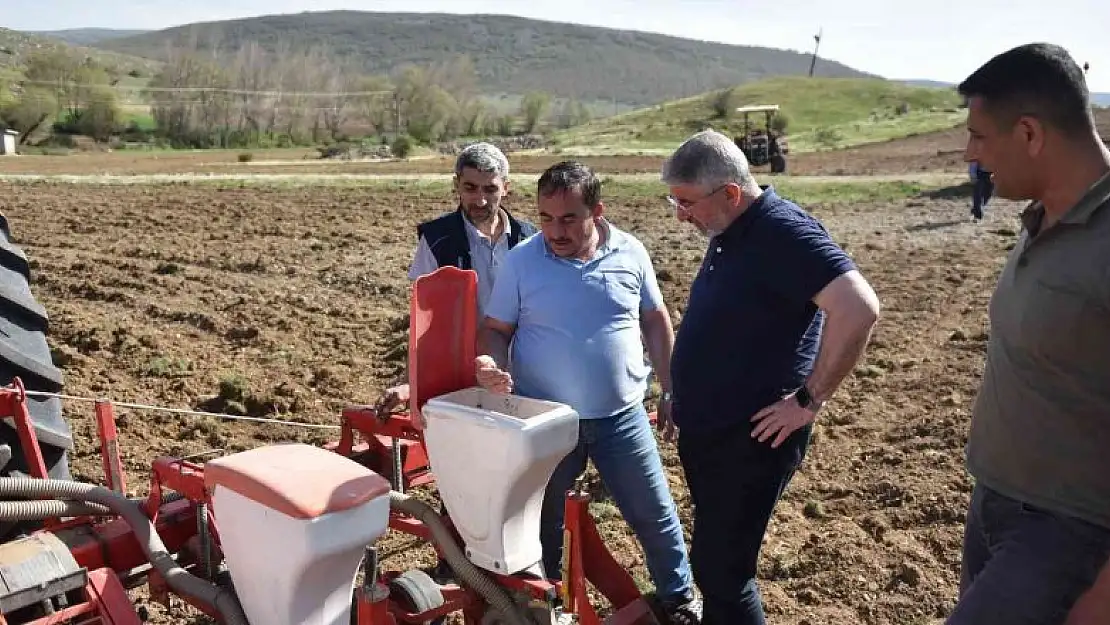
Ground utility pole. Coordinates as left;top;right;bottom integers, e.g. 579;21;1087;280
808;28;823;78
393;92;402;138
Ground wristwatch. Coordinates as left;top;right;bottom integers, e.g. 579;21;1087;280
795;385;823;413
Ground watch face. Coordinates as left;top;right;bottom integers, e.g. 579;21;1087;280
796;387;811;407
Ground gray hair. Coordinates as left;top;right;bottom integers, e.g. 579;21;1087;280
455;142;510;180
660;129;757;191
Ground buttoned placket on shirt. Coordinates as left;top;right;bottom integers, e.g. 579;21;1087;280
705;242;724;274
699;188;773;281
463;210;508;266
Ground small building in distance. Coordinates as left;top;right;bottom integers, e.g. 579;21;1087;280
0;129;19;156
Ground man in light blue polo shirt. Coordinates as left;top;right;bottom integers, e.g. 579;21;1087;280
475;161;701;624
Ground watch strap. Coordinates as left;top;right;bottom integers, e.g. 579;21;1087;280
795;385;824;413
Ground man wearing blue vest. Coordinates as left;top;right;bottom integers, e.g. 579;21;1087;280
475;161;702;624
407;142;538;312
374;142;537;416
373;142;538;595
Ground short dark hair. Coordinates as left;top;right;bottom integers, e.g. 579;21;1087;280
958;43;1093;137
537;161;602;208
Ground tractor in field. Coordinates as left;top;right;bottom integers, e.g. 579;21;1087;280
0;224;667;625
733;104;788;174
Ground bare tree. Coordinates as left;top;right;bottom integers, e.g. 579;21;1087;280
146;38;232;147
358;75;394;135
232;41;275;139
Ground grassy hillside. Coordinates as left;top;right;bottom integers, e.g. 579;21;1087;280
29;28;150;46
92;10;875;108
552;76;966;154
0;28;159;78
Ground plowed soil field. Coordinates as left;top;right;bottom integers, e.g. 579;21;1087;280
0;165;1025;624
0;139;967;178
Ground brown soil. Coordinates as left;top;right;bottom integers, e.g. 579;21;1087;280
0;170;1022;624
2;143;960;177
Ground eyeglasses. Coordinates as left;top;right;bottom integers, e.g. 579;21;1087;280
666;184;728;212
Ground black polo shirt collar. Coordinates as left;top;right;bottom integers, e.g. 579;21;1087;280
716;185;776;244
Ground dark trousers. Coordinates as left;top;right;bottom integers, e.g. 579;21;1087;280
677;419;811;625
946;483;1110;625
972;171;994;219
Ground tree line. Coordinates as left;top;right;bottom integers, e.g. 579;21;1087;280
0;49;125;145
1;43;594;149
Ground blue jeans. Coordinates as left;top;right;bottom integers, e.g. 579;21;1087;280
540;403;694;601
947;483;1110;625
678;418;811;625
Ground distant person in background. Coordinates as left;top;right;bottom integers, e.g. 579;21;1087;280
969;160;994;220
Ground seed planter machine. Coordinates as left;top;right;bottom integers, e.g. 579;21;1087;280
0;266;664;625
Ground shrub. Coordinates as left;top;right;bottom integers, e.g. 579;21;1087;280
391;134;415;159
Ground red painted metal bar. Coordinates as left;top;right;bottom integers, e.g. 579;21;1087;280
0;379;49;479
355;587;396;625
86;568;143;625
606;599;658;625
59;497;197;574
21;602;97;625
94;400;127;495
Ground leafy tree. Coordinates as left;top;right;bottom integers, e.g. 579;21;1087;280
520;91;551;133
0;89;58;143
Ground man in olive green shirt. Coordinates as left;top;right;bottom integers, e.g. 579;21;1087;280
947;43;1110;625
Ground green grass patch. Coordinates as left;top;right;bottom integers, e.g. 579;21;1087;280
787;110;967;152
122;110;156;131
770;179;932;204
553;76;964;153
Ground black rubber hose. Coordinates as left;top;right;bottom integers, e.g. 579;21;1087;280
389;490;535;625
0;477;249;625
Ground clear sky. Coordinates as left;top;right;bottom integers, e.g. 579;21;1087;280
3;0;1108;92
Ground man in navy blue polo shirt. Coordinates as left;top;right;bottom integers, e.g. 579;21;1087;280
476;161;701;623
660;130;881;625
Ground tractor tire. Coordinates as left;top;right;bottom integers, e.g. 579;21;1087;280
0;213;71;485
770;154;787;174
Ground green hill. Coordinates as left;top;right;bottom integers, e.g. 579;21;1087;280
28;28;151;46
0;28;159;80
91;10;876;108
552;76;966;154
